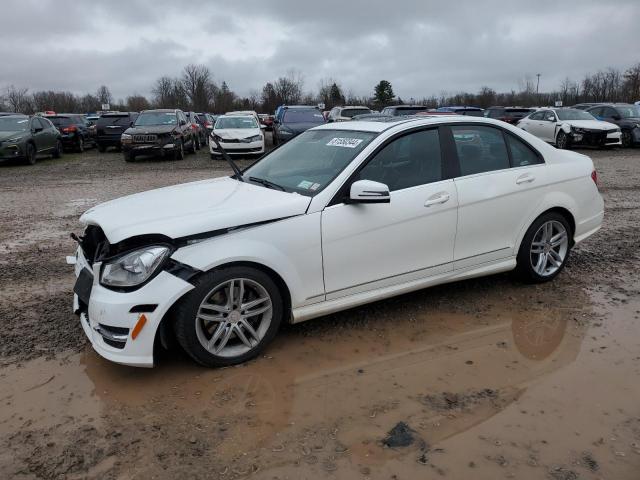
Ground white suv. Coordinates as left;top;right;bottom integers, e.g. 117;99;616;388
70;116;603;368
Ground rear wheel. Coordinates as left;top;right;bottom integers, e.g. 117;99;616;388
555;131;569;150
189;136;197;154
515;212;571;283
174;267;284;367
621;130;632;148
25;143;37;165
52;139;63;159
174;140;185;160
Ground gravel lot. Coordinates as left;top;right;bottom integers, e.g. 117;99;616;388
0;142;639;479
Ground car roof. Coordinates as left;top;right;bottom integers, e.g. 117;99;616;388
312;115;505;133
141;109;177;113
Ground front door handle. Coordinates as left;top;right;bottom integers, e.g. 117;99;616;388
516;174;535;184
424;192;450;207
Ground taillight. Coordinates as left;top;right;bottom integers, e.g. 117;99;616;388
591;170;598;187
62;126;77;133
205;122;211;128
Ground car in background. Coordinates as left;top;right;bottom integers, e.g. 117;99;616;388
226;110;260;125
572;103;600;110
86;114;100;138
327;106;372;122
210;114;265;159
69;115;603;368
351;113;396;122
96;112;138;152
518;108;621;149
121;109;196;162
0;112;17;116
196;113;216;138
272;106;324;146
0;114;62;165
484;107;534;124
380;105;429;116
586;104;640;147
436;106;484;116
43;113;96;152
258;114;274;130
185;111;207;149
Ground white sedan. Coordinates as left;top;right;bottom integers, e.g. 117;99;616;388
209;115;265;159
518;108;621;149
70;116;603;367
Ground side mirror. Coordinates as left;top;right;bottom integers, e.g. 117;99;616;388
348;180;390;204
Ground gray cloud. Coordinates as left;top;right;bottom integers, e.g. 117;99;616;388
0;0;638;102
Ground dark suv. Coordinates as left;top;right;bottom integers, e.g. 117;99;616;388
484;107;534;124
273;106;325;146
96;112;138;152
43;114;96;152
586;104;640;147
121;109;196;161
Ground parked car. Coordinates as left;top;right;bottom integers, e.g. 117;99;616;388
350;113;396;121
518;108;622;149
0;112;17;116
436;106;484;116
86;114;100;138
586;104;640;147
43;113;96;152
380;105;429;116
196;113;216;137
69;115;603;368
572;103;600;110
209;115;265;159
95;112;138;152
185;111;207;149
484;107;534;124
258;114;274;131
327;106;372;122
272;106;324;146
0;114;63;165
120;109;196;162
226;110;260;125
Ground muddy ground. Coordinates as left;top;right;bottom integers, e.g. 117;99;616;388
0;140;639;479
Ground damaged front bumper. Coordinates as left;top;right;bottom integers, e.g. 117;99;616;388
570;129;622;147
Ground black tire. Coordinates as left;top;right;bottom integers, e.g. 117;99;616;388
195;137;201;150
555;131;569;150
174;140;185;160
173;266;284;367
621;130;632;148
76;136;85;153
189;136;197;154
97;143;106;153
123;151;135;162
52;139;63;159
25;143;37;165
515;212;572;283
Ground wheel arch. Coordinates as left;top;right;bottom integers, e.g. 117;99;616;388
515;204;577;255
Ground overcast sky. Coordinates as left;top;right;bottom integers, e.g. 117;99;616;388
1;0;638;102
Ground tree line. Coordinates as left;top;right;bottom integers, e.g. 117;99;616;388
2;62;639;115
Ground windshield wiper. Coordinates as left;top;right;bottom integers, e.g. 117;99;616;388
249;176;286;191
210;135;245;182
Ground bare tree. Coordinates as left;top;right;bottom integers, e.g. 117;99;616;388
5;85;31;113
96;85;113;106
126;95;150;112
182;64;213;111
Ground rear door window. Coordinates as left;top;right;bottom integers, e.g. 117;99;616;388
451;126;510;176
505;133;543;167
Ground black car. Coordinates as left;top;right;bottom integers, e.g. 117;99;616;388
586;104;640;148
121;109;196;162
380;105;429;116
43;113;96;152
0;115;62;165
272;106;325;146
96;112;138;152
484;107;534;125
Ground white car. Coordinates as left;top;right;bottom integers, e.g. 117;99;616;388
518;108;621;149
70;116;604;368
209;115;265;159
327;106;372;122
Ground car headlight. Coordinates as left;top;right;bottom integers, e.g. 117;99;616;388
121;133;132;144
100;246;170;287
246;135;262;142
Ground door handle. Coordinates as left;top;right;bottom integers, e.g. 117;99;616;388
516;174;535;184
424;192;450;207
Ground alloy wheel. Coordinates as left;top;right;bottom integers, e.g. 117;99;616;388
195;278;272;358
529;220;569;277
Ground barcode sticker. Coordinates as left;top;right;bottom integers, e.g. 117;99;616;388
326;137;363;148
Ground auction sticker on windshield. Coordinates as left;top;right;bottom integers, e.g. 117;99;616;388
327;137;364;148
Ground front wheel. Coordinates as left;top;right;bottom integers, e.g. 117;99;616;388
52;139;63;159
174;267;284;367
621;130;632;148
174;140;185;160
515;212;571;283
97;143;106;153
123;151;135;162
555;131;569;150
25;143;37;165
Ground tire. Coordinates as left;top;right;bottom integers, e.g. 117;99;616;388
621;130;632;148
515;212;572;283
76;136;85;153
195;137;201;150
123;151;135;162
272;133;278;147
173;266;284;367
25;143;37;165
52;139;63;159
189;136;197;154
555;131;569;150
174;140;185;160
97;143;106;153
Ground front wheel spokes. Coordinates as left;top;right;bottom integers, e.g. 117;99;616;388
213;323;234;353
239;319;260;344
550;231;567;247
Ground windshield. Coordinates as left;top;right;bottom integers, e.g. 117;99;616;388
556;109;596;121
282;109;324;123
243;129;376;196
0;117;29;131
135;112;177;126
215;117;258;129
97;115;130;127
48;116;75;127
341;108;371;118
617;105;640;118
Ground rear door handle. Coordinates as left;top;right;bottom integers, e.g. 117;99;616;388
516;174;535;184
424;192;450;207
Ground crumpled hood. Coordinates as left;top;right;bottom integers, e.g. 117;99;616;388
563;120;618;131
0;130;25;141
213;128;261;140
80;177;311;244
